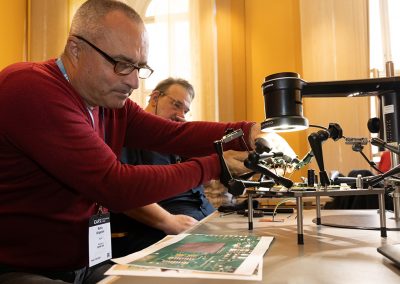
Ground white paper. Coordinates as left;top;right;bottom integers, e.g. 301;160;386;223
105;234;273;280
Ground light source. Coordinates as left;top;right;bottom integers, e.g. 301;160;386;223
261;71;400;134
261;72;308;132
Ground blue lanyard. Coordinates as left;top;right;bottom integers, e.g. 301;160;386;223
56;58;70;82
56;58;95;128
55;58;106;142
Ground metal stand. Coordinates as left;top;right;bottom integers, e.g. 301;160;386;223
247;188;388;245
296;195;304;244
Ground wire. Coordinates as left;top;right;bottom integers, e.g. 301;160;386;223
287;170;296;179
352;148;384;175
309;124;328;130
272;198;295;221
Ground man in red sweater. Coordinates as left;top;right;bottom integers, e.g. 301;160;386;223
0;0;293;283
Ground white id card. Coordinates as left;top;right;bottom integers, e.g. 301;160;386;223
88;213;112;267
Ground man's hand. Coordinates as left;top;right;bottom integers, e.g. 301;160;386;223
159;214;198;235
262;132;296;158
249;123;296;159
249;123;262;149
223;150;249;177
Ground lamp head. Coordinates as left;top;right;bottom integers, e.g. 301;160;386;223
261;72;308;132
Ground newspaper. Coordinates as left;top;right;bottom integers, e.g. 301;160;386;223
105;233;273;280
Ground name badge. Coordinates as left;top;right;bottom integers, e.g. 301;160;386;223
88;213;112;267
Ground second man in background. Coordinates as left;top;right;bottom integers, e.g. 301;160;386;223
111;78;215;257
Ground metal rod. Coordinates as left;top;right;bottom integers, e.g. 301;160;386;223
378;191;387;237
316;195;321;225
248;193;253;230
296;196;304;245
393;186;400;220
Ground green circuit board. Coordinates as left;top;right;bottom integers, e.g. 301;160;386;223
129;234;262;273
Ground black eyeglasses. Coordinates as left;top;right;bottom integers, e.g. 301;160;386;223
73;35;153;79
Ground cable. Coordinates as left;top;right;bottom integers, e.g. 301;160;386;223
357;149;382;173
272;198;295;221
309;124;328;130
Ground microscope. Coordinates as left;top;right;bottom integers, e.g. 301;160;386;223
261;70;400;228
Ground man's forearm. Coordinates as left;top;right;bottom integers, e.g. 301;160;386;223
124;203;172;231
124;203;198;234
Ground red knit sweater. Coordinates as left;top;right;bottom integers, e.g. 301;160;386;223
0;60;253;271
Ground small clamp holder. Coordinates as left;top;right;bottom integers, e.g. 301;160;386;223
214;129;249;196
244;152;293;188
214;128;285;195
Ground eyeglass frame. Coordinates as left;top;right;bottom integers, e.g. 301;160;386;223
159;92;191;115
72;35;154;79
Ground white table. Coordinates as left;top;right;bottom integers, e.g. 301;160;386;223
101;209;400;284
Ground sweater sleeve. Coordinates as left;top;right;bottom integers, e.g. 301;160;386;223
122;101;254;157
101;102;254;211
0;63;254;212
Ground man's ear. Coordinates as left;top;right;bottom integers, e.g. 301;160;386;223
65;36;81;66
150;91;160;106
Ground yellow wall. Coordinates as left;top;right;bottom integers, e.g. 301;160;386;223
244;0;308;179
0;0;70;68
29;0;69;61
216;0;247;122
0;0;27;69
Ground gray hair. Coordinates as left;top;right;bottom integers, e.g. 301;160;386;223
70;0;143;39
154;78;195;100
